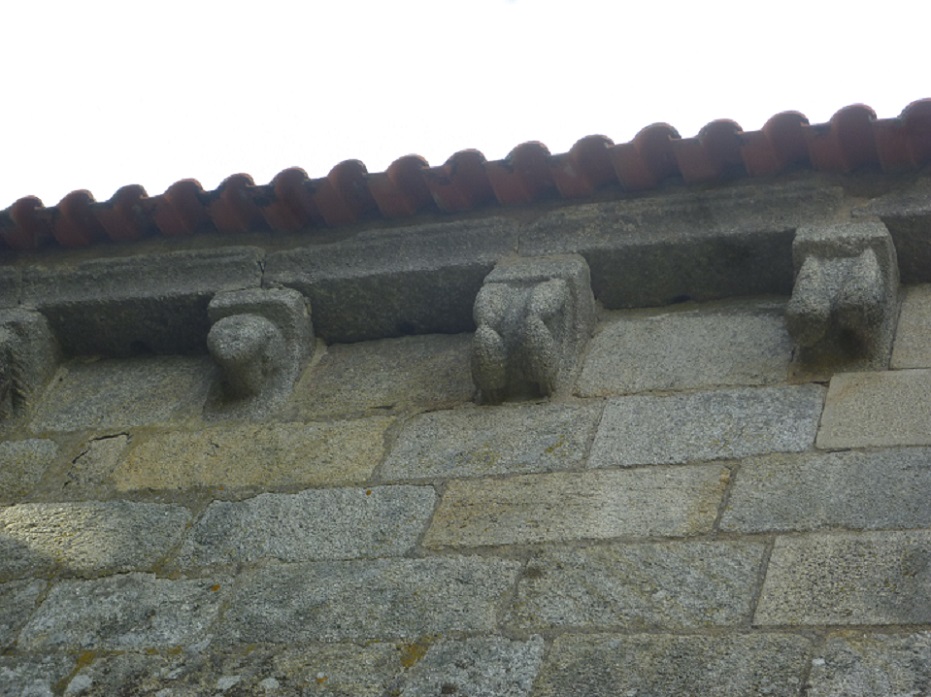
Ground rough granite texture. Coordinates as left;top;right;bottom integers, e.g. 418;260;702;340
2;174;931;695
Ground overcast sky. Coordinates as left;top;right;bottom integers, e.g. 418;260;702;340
2;0;927;207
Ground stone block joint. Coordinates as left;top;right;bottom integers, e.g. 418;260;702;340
206;287;313;418
471;254;594;403
786;220;899;376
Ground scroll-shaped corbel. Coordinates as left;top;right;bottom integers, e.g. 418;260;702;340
786;221;899;376
206;288;312;417
472;255;595;404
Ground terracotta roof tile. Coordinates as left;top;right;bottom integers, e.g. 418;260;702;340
3;99;930;252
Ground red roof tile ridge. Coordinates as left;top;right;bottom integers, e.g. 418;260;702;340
2;99;931;252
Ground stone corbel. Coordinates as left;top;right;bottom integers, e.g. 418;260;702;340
0;310;59;423
206;288;313;417
786;220;899;376
472;254;595;404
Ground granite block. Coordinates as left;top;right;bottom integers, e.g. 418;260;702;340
178;485;435;566
590;385;824;467
576;298;791;396
721;448;931;533
381;402;601;480
424;466;729;547
756;531;931;626
30;356;215;433
818;369;931;448
0;500;191;578
19;573;225;651
117;417;391;492
534;632;811;697
222;557;520;642
0;439;58;504
509;540;766;631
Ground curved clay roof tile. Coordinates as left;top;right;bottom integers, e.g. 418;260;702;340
55;190;108;248
369;155;433;219
486;141;556;206
424;149;495;213
0;196;51;251
152;179;213;237
94;184;156;242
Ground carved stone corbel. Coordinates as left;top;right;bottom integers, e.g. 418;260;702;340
786;221;899;376
206;288;312;417
0;310;59;423
472;255;595;403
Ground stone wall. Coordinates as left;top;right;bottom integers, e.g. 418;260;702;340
2;171;931;695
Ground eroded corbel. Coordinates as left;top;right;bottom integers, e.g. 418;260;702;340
472;254;595;403
206;288;312;417
786;220;899;376
0;310;59;423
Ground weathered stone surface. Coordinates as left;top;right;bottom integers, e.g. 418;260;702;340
0;501;191;578
807;632;931;697
19;573;225;651
265;218;519;342
380;403;601;480
534;632;811;697
0;655;74;696
206;287;313;419
222;557;520;642
786;221;899;377
0;310;60;423
523;178;842;308
61;642;404;697
178;485;435;567
0;439;58;504
892;284;931;368
284;333;474;419
50;434;129;500
509;540;765;631
817;369;931;448
721;448;931;532
590;385;824;467
30;356;215;433
471;255;595;403
856;177;931;284
402;635;544;697
0;267;20;309
21;247;263;357
424;466;728;547
0;579;44;649
117;417;390;492
756;531;931;626
576;298;791;396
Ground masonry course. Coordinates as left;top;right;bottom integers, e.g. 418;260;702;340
2;169;931;694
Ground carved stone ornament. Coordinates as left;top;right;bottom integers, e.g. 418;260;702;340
206;288;313;417
786;220;899;376
0;310;59;423
472;254;595;404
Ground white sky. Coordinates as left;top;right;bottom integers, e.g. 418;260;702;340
2;0;927;207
